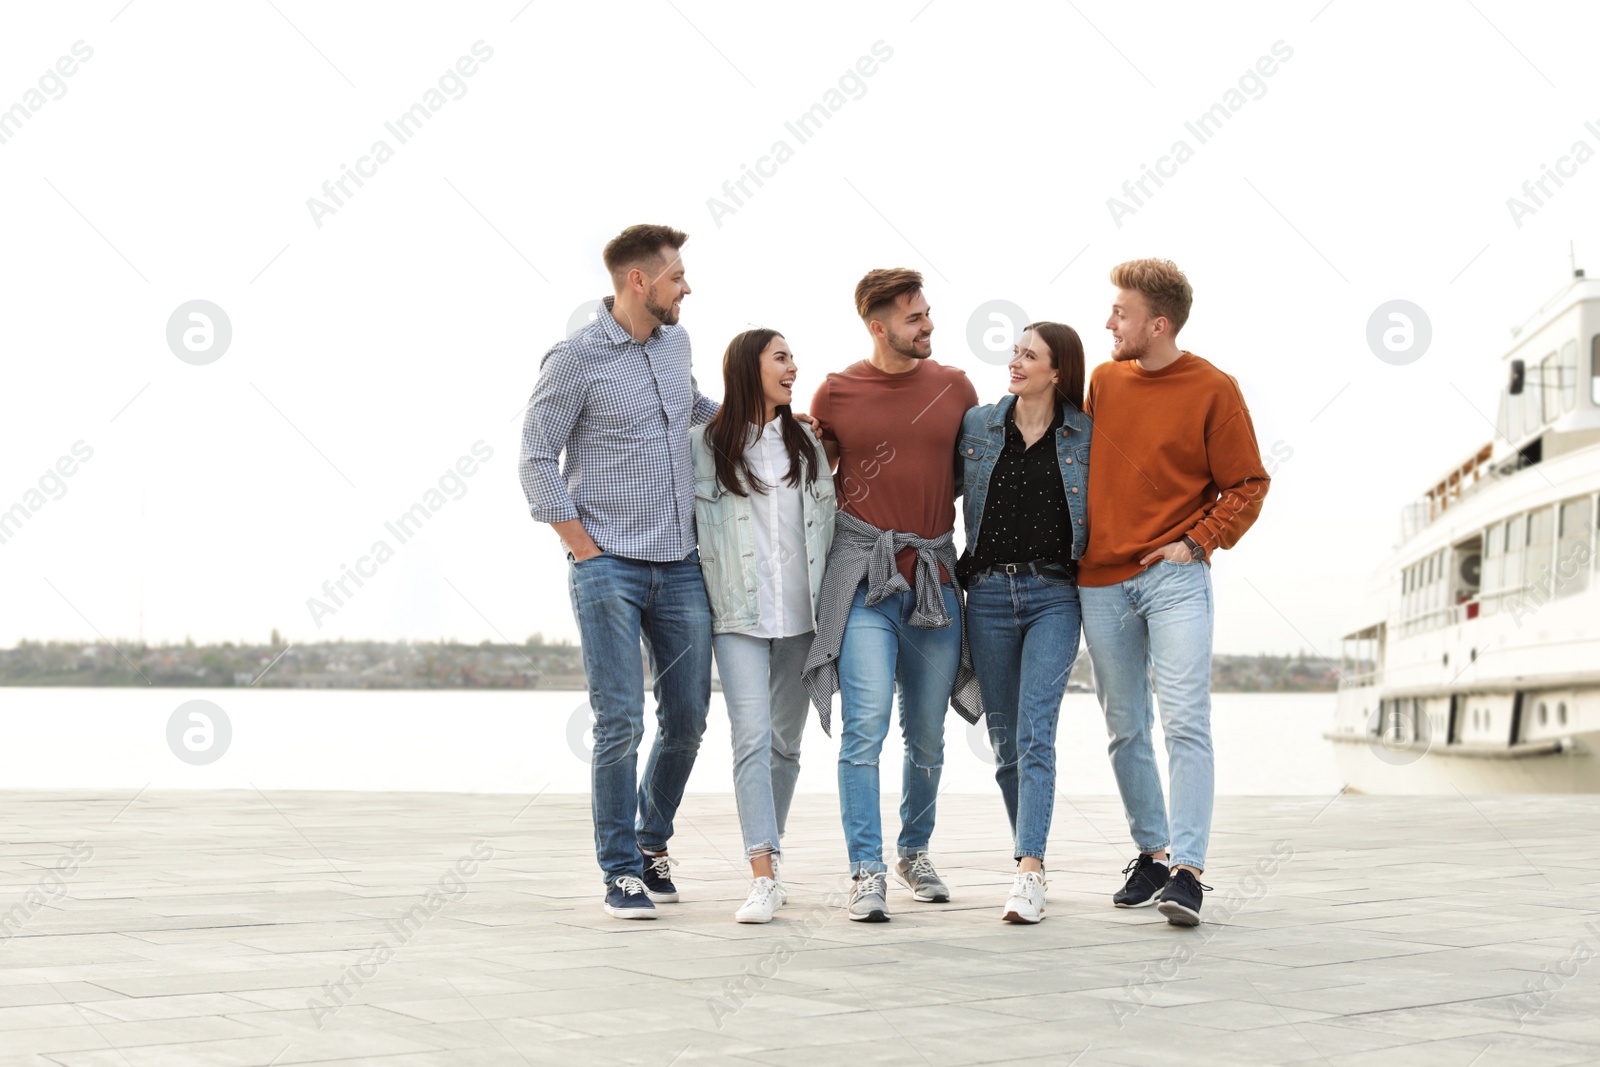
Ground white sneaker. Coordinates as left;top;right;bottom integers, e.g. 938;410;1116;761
1002;870;1047;924
735;876;785;923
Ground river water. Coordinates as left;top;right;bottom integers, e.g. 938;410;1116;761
0;688;1339;795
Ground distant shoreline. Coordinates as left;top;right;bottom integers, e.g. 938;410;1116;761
0;639;1349;694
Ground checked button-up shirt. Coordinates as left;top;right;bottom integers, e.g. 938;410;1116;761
519;296;719;561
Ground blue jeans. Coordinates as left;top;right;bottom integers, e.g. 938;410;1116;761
712;631;813;863
568;551;712;886
1080;560;1215;872
837;581;960;876
964;571;1081;862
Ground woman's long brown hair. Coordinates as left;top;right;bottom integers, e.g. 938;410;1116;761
708;328;819;497
1024;321;1086;412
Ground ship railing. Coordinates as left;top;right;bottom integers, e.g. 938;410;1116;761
1397;603;1474;636
1337;669;1380;689
1337;625;1382;690
1399;441;1496;542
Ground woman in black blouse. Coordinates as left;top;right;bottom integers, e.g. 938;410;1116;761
955;321;1091;923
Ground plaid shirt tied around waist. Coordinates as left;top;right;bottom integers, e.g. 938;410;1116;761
801;510;983;735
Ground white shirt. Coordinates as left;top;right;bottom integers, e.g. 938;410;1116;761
746;418;814;639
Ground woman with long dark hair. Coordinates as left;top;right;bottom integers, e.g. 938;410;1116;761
955;321;1090;923
692;328;835;922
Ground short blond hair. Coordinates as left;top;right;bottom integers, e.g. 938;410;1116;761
1110;258;1192;335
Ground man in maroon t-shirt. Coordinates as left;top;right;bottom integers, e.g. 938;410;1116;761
808;268;978;921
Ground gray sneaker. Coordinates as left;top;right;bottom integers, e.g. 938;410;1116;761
848;871;890;922
894;852;950;903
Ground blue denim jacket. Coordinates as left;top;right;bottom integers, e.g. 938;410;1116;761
957;395;1091;561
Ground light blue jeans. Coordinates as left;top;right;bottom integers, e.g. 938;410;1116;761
1080;560;1214;872
964;571;1080;862
712;631;814;863
837;581;960;876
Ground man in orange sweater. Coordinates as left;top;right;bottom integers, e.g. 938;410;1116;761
1079;258;1269;927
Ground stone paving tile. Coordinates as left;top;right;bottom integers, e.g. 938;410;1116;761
0;981;110;1010
1309;1032;1600;1066
373;1016;589;1049
2;790;1599;1065
1319;1000;1528;1043
1136;996;1338;1032
41;1030;436;1066
743;1022;1117;1067
0;1025;141;1057
1090;1019;1426;1064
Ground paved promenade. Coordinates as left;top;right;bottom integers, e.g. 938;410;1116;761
1;789;1598;1066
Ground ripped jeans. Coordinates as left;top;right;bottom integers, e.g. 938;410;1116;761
836;580;960;876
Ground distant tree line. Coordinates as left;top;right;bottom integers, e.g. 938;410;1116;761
0;639;1351;692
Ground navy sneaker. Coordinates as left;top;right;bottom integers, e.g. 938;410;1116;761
641;851;680;903
1113;853;1170;908
1158;869;1211;927
604;876;656;919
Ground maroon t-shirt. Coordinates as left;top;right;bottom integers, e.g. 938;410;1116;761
810;358;978;585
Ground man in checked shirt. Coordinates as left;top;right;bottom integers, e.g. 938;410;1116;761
519;224;718;920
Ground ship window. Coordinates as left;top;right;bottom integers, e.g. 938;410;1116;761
1525;507;1555;598
1503;516;1526;595
1562;340;1579;412
1557;497;1593;597
1472;709;1480;729
1486;710;1492;731
1524;361;1544;430
1538;347;1557;422
1483;525;1501;603
1539;702;1548;725
1592;334;1600;404
1558;702;1568;725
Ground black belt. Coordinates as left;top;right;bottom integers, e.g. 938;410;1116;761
975;559;1075;580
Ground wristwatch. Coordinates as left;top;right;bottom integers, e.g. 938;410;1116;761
1181;535;1207;562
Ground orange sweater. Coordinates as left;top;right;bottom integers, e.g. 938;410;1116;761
1078;351;1269;587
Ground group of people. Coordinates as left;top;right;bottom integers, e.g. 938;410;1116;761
519;223;1270;928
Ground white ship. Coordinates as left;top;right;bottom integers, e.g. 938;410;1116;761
1329;270;1600;793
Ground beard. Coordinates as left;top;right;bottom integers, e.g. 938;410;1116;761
644;290;681;327
1112;334;1147;362
887;329;931;360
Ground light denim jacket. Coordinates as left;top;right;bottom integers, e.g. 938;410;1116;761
691;423;837;635
957;395;1092;561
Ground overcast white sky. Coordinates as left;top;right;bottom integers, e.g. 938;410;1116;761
2;1;1597;657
